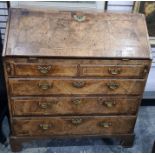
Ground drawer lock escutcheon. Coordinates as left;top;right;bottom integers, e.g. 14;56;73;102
39;124;52;130
72;81;85;88
38;100;58;109
39;102;50;109
72;99;82;105
71;118;82;125
104;101;115;108
107;82;119;90
38;82;52;90
108;68;122;75
73;15;86;22
37;65;52;74
98;122;112;128
98;98;115;108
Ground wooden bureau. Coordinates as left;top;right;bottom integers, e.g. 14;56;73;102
3;8;152;152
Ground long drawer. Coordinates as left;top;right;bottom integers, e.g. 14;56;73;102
9;78;145;96
5;58;150;78
12;116;136;136
11;96;140;116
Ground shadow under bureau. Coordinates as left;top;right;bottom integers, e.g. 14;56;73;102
3;8;152;152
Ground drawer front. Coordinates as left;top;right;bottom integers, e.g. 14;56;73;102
6;63;78;77
81;65;148;78
9;79;145;96
5;58;151;78
11;97;140;116
12;116;136;136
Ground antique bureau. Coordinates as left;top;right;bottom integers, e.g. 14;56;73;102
3;8;152;152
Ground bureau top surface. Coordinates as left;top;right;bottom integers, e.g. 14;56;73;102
3;8;151;58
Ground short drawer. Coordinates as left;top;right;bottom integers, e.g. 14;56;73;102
12;116;136;136
6;62;78;77
9;78;145;96
11;96;140;116
81;65;148;79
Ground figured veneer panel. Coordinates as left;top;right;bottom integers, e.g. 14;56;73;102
12;116;136;136
11;96;140;116
9;78;145;96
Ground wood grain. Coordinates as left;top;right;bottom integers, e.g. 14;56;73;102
81;65;148;79
2;8;152;151
5;58;150;79
3;8;151;59
12;116;136;136
9;78;146;96
11;96;140;116
5;57;151;65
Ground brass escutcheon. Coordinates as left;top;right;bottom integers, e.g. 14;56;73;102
98;98;115;108
72;81;85;88
37;65;52;74
107;82;119;90
71;118;82;125
108;67;122;75
38;82;52;90
39;124;51;130
73;15;86;22
38;102;50;109
38;100;58;109
98;122;112;128
104;101;115;108
72;99;82;105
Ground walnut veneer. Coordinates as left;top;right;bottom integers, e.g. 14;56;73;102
3;8;152;152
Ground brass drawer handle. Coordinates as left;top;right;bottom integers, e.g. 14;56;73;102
39;124;51;130
72;81;85;88
37;65;52;74
38;82;52;90
108;68;122;75
73;15;86;22
72;99;81;105
38;100;58;109
107;82;119;90
71;118;82;125
98;122;112;128
98;98;115;108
